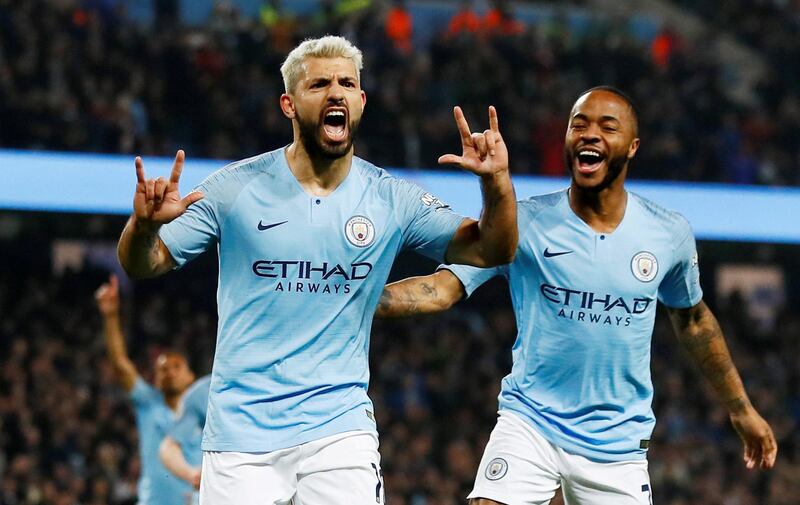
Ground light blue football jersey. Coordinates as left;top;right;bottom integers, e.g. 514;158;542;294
129;378;192;504
160;148;465;452
445;189;702;462
171;375;211;468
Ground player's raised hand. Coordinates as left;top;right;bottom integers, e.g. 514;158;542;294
133;150;204;227
95;274;120;317
731;407;778;470
438;106;508;177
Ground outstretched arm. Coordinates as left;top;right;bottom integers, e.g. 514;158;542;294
118;150;203;279
667;301;777;469
159;436;201;489
376;270;466;318
95;275;138;392
440;106;517;267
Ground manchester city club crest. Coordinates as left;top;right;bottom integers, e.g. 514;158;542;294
631;251;658;282
484;457;508;481
345;215;375;247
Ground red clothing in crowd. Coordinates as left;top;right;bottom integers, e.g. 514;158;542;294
386;6;413;54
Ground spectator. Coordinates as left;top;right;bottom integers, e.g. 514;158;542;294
651;25;681;68
385;0;413;55
0;0;798;187
447;0;481;39
483;0;525;38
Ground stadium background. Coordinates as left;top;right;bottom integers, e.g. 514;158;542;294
1;0;799;504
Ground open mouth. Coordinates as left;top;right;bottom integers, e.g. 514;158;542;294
322;109;348;143
575;149;605;174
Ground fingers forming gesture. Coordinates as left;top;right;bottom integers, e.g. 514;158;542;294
133;150;204;226
438;106;508;177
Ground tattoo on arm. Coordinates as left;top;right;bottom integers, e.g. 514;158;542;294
479;178;504;226
377;288;396;316
669;302;751;414
376;275;456;318
118;217;173;278
421;281;437;299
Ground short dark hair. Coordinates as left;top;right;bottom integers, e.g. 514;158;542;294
577;85;639;132
156;348;191;365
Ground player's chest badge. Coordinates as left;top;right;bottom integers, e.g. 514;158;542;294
345;215;376;247
631;251;658;282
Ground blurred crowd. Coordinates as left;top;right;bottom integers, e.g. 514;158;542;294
1;0;799;185
0;236;798;505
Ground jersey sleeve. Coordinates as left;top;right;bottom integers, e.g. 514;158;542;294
394;180;466;263
158;171;226;268
170;377;210;447
658;223;703;308
129;377;160;410
439;263;508;298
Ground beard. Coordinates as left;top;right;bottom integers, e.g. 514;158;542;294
296;108;360;160
565;148;629;193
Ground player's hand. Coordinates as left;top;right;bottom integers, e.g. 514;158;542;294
133;150;203;229
189;468;201;490
730;407;777;470
438;106;508;178
94;274;120;317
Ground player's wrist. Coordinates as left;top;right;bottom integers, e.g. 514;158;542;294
131;216;161;235
181;467;200;483
479;167;510;183
726;396;754;416
101;310;121;320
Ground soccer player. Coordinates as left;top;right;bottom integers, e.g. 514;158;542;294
159;375;212;499
376;87;778;504
94;274;197;504
117;35;517;504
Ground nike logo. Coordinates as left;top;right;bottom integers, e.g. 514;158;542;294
257;220;288;231
543;248;573;258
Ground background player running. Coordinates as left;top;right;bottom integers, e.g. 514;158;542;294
94;275;197;505
376;86;777;505
117;35;517;504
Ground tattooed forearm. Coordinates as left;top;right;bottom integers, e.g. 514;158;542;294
118;216;173;278
376;288;395;317
375;281;438;318
476;170;517;264
668;302;752;414
725;397;749;413
375;271;464;319
420;281;438;299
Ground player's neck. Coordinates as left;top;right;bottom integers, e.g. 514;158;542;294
568;183;627;234
164;392;181;411
285;141;353;196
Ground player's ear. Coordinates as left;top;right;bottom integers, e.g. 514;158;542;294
280;94;296;119
360;90;366;108
627;137;640;159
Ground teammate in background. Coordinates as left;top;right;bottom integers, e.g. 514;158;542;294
117;35;517;504
94;275;197;505
160;375;212;498
376;87;777;504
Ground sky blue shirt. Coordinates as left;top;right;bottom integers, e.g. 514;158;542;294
170;375;211;468
160;148;465;452
129;378;192;504
445;189;702;462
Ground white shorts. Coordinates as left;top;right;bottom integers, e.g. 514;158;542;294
200;431;384;505
468;411;653;505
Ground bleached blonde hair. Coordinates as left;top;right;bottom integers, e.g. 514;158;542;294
280;35;364;94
